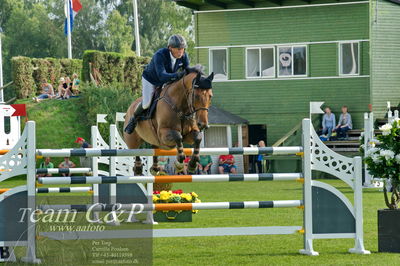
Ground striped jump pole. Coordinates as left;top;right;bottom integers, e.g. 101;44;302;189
36;187;92;194
0;150;9;155
38;200;303;212
38;173;304;185
36;146;303;158
36;168;92;175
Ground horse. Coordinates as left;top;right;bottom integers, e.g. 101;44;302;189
123;67;214;176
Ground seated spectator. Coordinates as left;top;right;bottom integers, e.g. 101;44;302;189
33;80;55;102
56;77;67;99
36;157;54;178
72;73;81;94
198;155;212;174
335;105;352;140
58;157;76;176
64;76;74;98
218;154;237;174
158;156;169;172
321;107;336;140
183;156;191;175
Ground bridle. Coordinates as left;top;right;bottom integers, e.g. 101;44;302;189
159;74;209;121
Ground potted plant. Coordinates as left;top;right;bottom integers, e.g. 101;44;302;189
152;189;201;222
364;119;400;253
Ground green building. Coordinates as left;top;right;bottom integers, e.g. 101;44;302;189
176;0;400;146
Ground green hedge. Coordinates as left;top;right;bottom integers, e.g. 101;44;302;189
82;83;141;140
82;50;150;92
11;57;82;98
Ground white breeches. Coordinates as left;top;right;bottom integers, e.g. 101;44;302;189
142;77;156;109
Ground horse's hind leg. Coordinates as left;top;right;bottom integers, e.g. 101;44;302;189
124;130;144;176
134;156;143;176
150;155;160;175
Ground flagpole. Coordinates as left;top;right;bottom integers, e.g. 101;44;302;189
132;0;141;57
66;0;72;59
0;27;4;104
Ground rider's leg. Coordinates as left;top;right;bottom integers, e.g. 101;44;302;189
124;77;155;134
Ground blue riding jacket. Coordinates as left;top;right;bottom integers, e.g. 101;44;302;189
142;48;190;87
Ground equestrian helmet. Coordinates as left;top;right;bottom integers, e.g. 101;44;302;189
168;34;187;49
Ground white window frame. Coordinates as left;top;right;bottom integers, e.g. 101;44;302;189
209;48;229;80
245;46;275;79
277;45;308;78
338;41;360;76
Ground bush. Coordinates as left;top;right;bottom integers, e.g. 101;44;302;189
81;82;141;139
12;57;82;98
82;50;149;92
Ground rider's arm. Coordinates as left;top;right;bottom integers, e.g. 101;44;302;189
154;53;180;83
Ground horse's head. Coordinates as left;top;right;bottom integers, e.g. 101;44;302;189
192;72;214;130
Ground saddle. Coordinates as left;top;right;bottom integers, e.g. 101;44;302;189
137;86;163;122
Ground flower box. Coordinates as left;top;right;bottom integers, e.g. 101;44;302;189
153;210;192;222
378;209;400;253
152;190;200;223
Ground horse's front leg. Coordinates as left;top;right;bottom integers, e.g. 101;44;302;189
159;128;185;173
187;131;202;174
150;155;160;175
134;156;143;176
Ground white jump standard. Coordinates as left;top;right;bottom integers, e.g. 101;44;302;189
0;118;370;263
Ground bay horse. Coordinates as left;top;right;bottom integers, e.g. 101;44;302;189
123;67;214;175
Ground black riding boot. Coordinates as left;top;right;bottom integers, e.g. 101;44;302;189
124;103;144;134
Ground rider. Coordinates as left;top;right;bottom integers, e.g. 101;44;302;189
124;34;190;134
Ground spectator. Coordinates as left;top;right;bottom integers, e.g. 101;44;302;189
218;154;237;174
257;140;266;173
335;105;353;140
158;156;174;175
72;73;81;94
183;156;191;174
75;137;92;168
58;157;76;176
36;157;54;178
64;76;74;98
56;77;67;99
198;155;212;174
33;80;55;102
75;137;92;148
321;107;336;140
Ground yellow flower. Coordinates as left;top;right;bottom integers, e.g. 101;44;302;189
152;195;159;203
160;191;170;201
191;192;198;198
181;193;192;202
195;199;201;203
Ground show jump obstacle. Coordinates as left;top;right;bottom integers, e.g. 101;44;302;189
0;118;370;263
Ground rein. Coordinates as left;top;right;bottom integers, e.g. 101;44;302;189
159;74;209;121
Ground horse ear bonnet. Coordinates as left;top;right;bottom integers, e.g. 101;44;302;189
194;76;213;89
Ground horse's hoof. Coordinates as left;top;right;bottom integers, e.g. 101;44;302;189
174;161;184;173
150;168;166;176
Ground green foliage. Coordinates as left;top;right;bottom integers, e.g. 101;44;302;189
104;10;135;55
11;57;36;98
81;82;140;139
81;50;149;91
11;57;82;98
365;120;400;209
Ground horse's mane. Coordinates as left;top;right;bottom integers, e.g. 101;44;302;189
185;64;205;75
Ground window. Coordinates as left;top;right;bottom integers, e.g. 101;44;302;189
339;42;359;75
246;47;275;78
278;45;307;77
210;49;228;80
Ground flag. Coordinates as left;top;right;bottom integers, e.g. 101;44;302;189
309;102;325;115
64;0;82;35
97;114;107;124
10;104;27;116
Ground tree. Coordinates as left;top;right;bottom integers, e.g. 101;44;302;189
103;10;134;55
